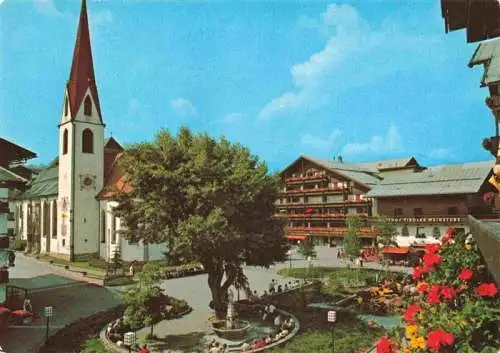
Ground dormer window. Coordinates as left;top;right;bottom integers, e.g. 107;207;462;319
84;96;92;116
82;128;93;154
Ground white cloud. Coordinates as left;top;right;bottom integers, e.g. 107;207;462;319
171;98;198;118
33;0;64;17
342;123;402;156
427;148;454;160
301;129;341;149
258;4;441;120
218;112;244;124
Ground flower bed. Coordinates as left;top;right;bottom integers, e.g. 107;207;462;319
376;228;500;353
163;263;205;279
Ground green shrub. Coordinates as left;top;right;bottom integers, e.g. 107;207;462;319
10;239;27;251
80;338;111;353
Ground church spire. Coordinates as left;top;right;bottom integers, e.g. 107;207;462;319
67;0;102;121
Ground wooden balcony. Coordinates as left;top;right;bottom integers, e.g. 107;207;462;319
286;226;378;237
276;213;369;219
279;186;345;195
275;199;370;208
285;174;329;184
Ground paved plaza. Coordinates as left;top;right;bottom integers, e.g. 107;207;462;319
0;246;410;353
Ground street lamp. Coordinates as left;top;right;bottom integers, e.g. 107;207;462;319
44;306;53;345
124;331;136;353
286;249;292;269
327;310;337;353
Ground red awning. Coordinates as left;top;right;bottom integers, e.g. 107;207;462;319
286;235;306;240
383;247;409;254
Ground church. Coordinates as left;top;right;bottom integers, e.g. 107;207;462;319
13;0;166;262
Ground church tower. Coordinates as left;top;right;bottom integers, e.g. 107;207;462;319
58;0;104;261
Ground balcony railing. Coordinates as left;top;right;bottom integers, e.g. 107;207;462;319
285;174;329;184
275;199;370;208
277;213;369;219
280;186;345;194
286;226;378;236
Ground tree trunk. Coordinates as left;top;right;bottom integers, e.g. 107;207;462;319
205;259;239;319
150;323;154;337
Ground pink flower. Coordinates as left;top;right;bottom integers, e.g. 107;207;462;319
403;303;421;323
427;328;455;352
376;336;397;353
440;286;456;301
428;284;441;305
423;252;442;269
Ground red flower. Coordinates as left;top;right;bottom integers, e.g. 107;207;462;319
442;227;455;243
413;266;427;280
403;303;421;323
376;336;397;353
427;328;455;352
425;243;440;254
440;286;456;300
427;284;441;305
476;283;498;297
458;268;473;282
423;252;442;269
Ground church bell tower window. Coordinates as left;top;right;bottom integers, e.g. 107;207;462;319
64;97;69;116
82;128;94;154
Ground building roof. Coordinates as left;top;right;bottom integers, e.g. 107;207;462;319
469;38;500;86
356;157;419;172
67;0;102;120
301;156;382;187
0;166;26;184
98;153;132;199
0;138;37;166
18;166;59;199
366;161;493;197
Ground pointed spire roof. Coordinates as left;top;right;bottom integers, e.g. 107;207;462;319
67;0;102;121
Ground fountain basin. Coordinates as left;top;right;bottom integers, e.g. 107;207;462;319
212;320;251;341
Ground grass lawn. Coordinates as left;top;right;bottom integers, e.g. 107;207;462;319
77;339;113;353
37;254;108;273
270;318;384;353
279;267;404;294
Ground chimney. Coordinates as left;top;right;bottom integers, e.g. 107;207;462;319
338;155;343;163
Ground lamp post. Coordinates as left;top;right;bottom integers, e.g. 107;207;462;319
327;310;337;353
124;331;136;353
44;306;53;345
287;249;292;269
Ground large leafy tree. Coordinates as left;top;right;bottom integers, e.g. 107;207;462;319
373;216;398;274
114;128;288;318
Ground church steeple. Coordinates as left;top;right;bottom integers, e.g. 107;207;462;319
66;0;102;121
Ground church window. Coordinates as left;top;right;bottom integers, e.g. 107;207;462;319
52;201;57;238
82;129;93;154
43;202;50;237
84;96;92;116
101;210;106;243
64;98;69;116
63;129;68;155
111;215;116;244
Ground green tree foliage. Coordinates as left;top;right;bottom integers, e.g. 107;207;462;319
344;215;361;262
114;128;288;318
373;216;398;248
123;262;165;336
297;235;317;259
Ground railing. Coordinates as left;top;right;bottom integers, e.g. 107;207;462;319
280;186;344;194
285;174;328;183
275;199;370;207
277;213;369;219
286;226;379;235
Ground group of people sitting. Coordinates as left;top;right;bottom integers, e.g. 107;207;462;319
239;311;295;352
245;279;303;302
205;340;229;353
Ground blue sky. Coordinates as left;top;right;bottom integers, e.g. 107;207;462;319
0;0;495;173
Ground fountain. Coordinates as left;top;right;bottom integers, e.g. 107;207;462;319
211;289;251;341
